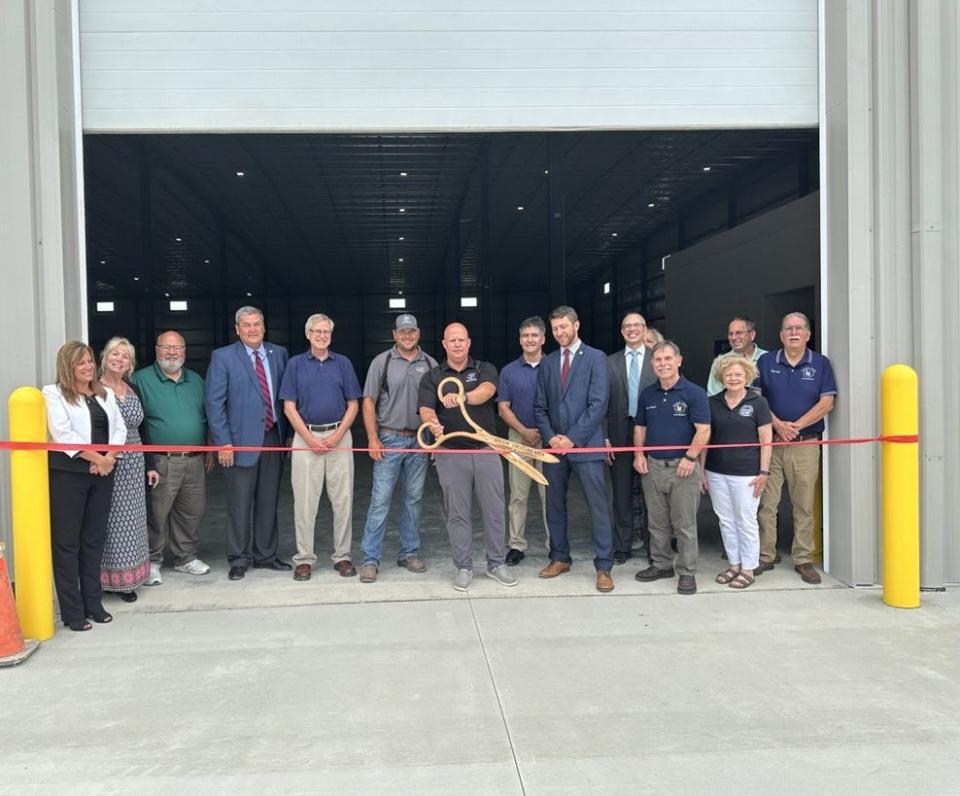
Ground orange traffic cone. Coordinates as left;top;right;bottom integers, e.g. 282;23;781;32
0;543;40;667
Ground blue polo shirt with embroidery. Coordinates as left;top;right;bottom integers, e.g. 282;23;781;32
757;348;838;435
636;375;710;459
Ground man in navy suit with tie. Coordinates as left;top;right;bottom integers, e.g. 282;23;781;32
534;305;615;593
206;306;291;580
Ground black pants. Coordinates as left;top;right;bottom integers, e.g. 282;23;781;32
49;468;115;625
223;427;283;567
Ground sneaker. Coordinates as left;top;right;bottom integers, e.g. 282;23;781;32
485;564;518;587
144;563;162;586
453;568;473;592
359;564;378;583
175;559;211;576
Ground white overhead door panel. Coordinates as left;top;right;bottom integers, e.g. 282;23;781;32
79;0;818;132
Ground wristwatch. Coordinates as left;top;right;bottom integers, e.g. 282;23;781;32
682;453;697;462
759;469;770;475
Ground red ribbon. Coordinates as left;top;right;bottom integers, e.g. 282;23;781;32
0;434;920;455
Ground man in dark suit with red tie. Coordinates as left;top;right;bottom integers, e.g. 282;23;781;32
534;305;615;593
206;306;291;580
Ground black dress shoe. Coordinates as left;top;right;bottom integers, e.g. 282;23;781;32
119;591;138;603
613;550;632;565
252;559;292;571
505;549;525;566
228;565;247;580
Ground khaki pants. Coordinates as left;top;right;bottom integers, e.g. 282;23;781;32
758;443;820;565
506;429;549;552
291;428;354;565
641;457;701;576
149;454;206;566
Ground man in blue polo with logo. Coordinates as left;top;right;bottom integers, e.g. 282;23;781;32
756;312;837;584
633;341;711;595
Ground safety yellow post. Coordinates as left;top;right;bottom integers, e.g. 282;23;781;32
8;387;54;639
881;365;920;609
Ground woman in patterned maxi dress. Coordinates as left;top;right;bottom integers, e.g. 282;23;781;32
99;337;160;602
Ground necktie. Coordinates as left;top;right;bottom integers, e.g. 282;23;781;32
560;348;571;389
628;350;640;418
254;351;275;431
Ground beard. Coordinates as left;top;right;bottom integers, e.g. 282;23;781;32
158;357;184;374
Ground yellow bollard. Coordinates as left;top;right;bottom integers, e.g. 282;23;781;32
8;387;54;639
881;365;920;608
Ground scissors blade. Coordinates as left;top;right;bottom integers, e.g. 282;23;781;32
500;450;549;486
481;431;560;463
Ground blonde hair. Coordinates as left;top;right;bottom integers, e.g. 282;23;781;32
712;354;758;386
56;341;106;405
644;327;664;346
101;336;137;378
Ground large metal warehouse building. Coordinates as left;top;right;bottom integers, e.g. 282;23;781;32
1;1;957;588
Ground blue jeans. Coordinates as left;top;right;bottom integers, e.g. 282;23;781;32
360;433;428;567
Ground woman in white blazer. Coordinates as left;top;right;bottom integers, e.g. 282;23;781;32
43;341;126;631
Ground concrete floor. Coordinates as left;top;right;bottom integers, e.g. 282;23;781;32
3;458;959;793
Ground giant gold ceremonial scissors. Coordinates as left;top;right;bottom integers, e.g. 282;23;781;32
417;376;558;486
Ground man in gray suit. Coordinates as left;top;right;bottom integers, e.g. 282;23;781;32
206;306;290;580
605;312;657;564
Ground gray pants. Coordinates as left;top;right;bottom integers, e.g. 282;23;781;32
149;454;206;566
435;452;507;570
641;457;701;576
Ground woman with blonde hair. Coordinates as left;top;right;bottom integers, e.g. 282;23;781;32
701;355;772;589
99;337;159;603
43;341;126;631
643;327;664;349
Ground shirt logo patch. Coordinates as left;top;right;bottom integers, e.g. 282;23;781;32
464;372;478;384
415;365;427;374
738;404;755;418
800;366;816;380
672;400;688;417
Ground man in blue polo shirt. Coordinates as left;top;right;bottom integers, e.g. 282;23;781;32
279;313;362;581
633;341;711;595
756;312;837;584
497;316;549;566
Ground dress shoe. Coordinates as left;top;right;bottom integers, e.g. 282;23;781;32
635;565;675;582
397;556;426;573
253;559;292;571
119;591;138;603
596;570;614;592
359;564;378;583
612;550;632;565
677;574;697;595
794;563;822;584
754;561;774;576
774;552;783;564
505;548;525;566
228;565;247;581
293;564;312;581
538;560;571;578
334;560;357;577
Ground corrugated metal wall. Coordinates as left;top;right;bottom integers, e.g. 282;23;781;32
78;0;818;132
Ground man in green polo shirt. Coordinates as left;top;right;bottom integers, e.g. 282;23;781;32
132;330;213;584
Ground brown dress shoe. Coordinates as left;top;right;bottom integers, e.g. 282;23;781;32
596;570;614;592
293;564;312;581
538;560;572;578
397;556;426;573
794;563;822;584
334;560;357;577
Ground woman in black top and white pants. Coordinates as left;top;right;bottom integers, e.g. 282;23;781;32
43;341;126;631
701;355;772;589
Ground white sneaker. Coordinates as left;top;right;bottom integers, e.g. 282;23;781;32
485;564;518;587
144;563;162;586
175;558;211;576
453;568;473;592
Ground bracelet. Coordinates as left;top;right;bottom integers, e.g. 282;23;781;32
682;453;697;463
759;469;770;476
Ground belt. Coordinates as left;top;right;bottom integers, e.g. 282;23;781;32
796;432;822;442
379;426;417;437
307;422;339;433
162;451;201;458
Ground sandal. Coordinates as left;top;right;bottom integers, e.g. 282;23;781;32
715;567;741;584
65;619;92;632
729;572;755;589
86;609;113;624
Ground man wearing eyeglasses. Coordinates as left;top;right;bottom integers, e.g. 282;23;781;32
132;330;214;585
756;312;837;584
706;316;767;396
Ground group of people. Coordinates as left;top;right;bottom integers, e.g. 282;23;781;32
43;303;837;630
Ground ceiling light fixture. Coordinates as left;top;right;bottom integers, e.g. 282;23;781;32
400;171;408;177
611;232;618;238
398;236;405;241
399;208;406;213
398;257;404;263
703;166;711;172
175;237;182;242
648;203;655;208
517;206;525;212
99;259;106;265
236;171;245;177
204;259;210;264
246;291;252;297
544;169;549;175
133;276;140;281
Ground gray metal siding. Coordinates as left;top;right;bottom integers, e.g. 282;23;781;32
79;0;818;132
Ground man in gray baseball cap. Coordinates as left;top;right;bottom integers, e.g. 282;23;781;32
358;313;438;582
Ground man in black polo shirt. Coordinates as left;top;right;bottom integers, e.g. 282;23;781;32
418;322;515;592
633;341;711;595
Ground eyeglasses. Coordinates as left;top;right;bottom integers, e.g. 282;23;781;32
622;323;646;330
157;345;185;352
782;325;809;333
308;329;331;336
